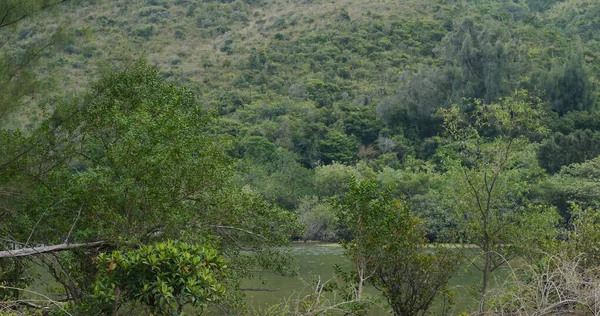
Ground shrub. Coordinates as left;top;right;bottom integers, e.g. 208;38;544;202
92;241;229;315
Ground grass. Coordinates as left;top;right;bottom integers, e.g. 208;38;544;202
0;0;456;129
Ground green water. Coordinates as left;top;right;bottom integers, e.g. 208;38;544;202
242;243;353;313
243;243;512;315
24;243;510;315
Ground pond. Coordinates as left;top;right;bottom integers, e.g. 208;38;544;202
23;243;513;315
242;242;513;315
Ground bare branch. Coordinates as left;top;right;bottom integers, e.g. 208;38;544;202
0;241;104;259
64;203;83;243
26;198;66;245
0;285;72;315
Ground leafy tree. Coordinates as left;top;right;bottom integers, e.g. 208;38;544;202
291;119;327;168
343;105;381;145
376;164;434;199
305;78;341;108
334;178;459;314
542;43;596;115
439;91;559;308
378;67;451;135
297;196;337;242
377;16;529;142
0;62;299;311
436;17;527;104
537;156;600;220
410;191;457;242
319;129;359;165
314;162;359;198
548;111;600;134
334;178;460;316
538;130;600;173
240;135;277;162
237;147;314;209
547;0;600;42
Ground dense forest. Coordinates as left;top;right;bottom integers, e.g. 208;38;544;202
1;0;600;314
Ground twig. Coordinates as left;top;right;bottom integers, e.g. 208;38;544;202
0;285;72;315
64;203;83;243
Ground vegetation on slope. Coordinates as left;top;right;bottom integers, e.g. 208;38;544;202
2;0;600;314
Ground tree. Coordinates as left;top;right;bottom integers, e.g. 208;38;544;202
342;105;381;145
297;196;337;242
375;68;450;141
237;145;315;210
542;43;596;115
319;129;359;165
439;91;559;309
314;162;358;198
334;178;459;316
537;156;600;220
436;17;527;104
0;0;70;120
376;16;529;142
1;61;234;250
0;62;299;311
537;130;600;174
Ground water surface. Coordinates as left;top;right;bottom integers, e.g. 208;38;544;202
243;242;512;315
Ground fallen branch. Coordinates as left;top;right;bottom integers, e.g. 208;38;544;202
0;241;104;259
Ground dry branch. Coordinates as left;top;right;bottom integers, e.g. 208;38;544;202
0;241;104;259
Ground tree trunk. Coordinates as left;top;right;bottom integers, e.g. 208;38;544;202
111;286;121;316
480;248;491;313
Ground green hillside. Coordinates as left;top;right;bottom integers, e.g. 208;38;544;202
2;0;600;314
